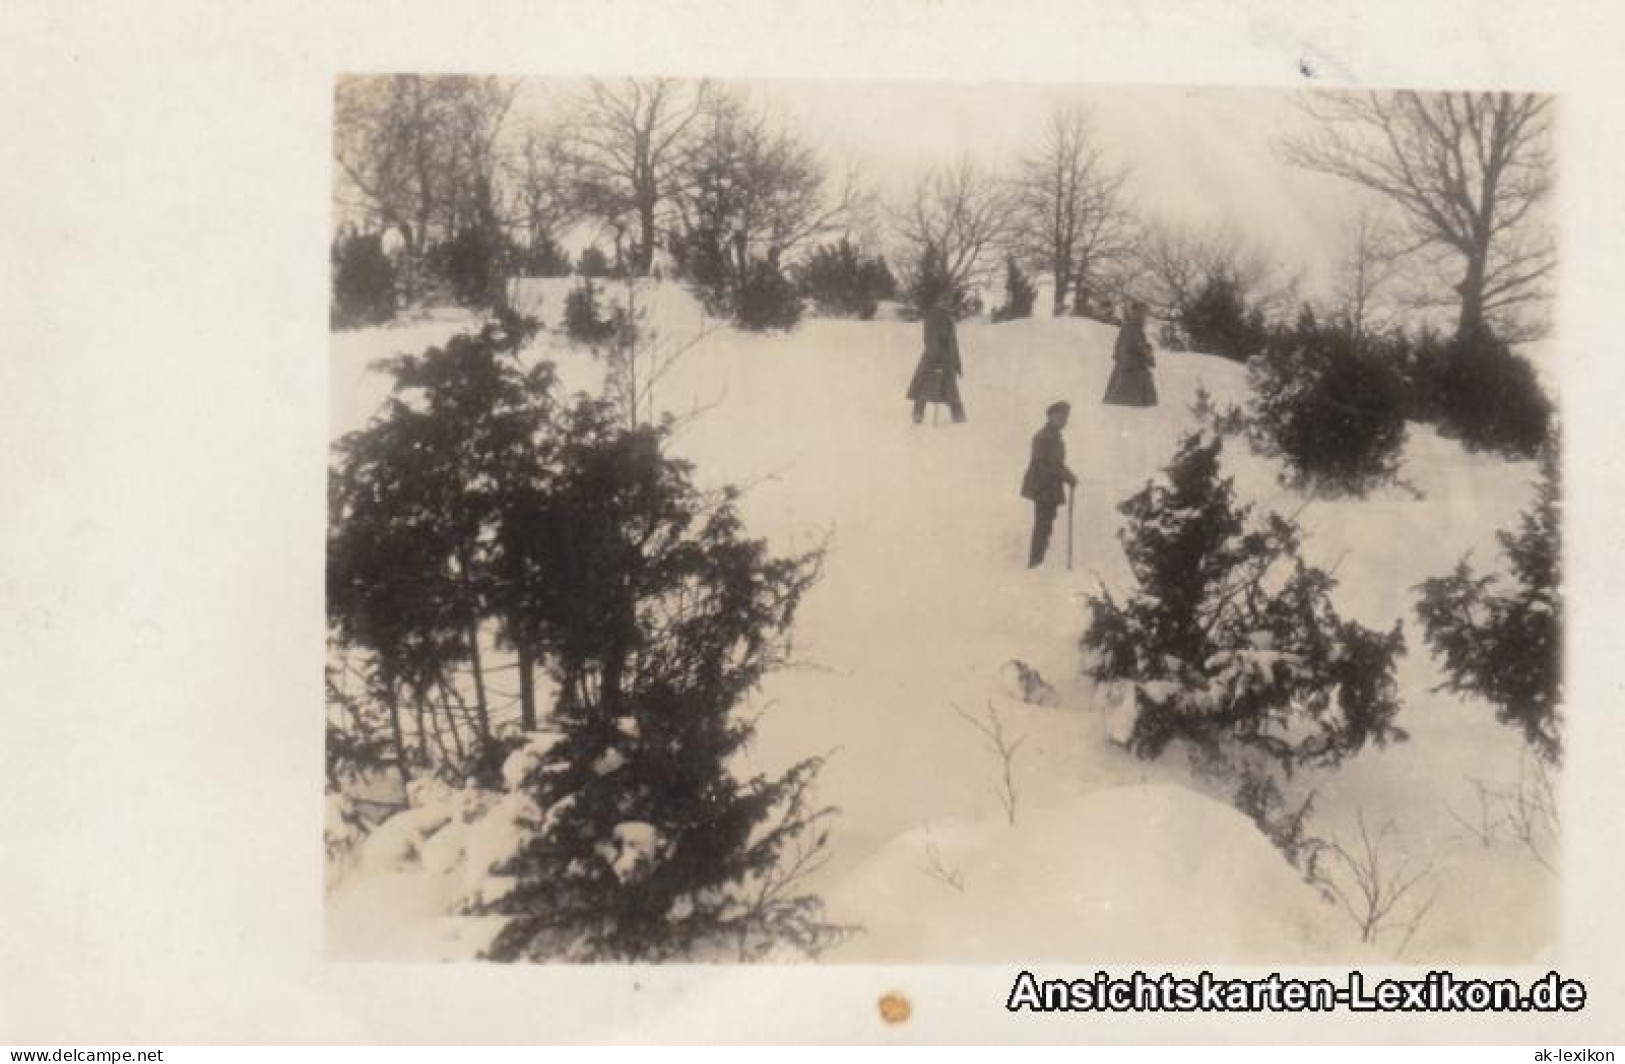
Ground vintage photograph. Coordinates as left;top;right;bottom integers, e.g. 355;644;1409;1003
323;77;1560;966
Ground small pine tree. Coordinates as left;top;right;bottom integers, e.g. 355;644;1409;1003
670;226;804;332
1393;327;1450;424
866;254;899;306
1416;439;1562;760
331;232;397;329
436;227;510;310
1180;277;1268;362
483;409;844;961
1407;329;1553;459
1082;432;1407;771
577;246;612;279
1071;276;1112;321
564;278;616;343
735;256;803;332
991;256;1037;322
521;235;573;277
904;244;975;320
1242;309;1409;496
667;225;733;304
796;239;896;319
328;310;549;778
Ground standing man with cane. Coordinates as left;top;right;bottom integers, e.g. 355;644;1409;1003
1020;400;1079;569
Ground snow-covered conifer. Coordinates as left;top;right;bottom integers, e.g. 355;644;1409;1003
1082;432;1407;771
1417;439;1562;760
483;408;844;961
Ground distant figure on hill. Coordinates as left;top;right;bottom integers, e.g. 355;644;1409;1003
1103;300;1158;407
1020;401;1079;568
906;299;967;424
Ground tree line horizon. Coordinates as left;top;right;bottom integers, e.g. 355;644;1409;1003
334;76;1554;344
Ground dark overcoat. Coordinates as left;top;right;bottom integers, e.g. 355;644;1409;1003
1102;318;1159;407
1020;423;1077;507
906;308;964;406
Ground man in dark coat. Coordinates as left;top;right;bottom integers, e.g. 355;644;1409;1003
1102;300;1158;407
1020;400;1079;568
907;302;967;423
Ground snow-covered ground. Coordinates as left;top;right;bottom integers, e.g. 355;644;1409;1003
327;278;1556;963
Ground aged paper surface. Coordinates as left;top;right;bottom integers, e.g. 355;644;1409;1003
4;0;1625;1044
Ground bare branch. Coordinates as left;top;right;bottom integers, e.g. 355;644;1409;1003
889;158;1016;310
1316;809;1439;956
1005;103;1135;314
1124;218;1301;321
917;828;967;893
558;77;713;275
1335;204;1410;336
952;701;1025;826
1282;89;1555;339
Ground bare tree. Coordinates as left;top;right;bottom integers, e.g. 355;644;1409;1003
953;701;1024;827
507;125;580;260
1125;219;1301;320
442;77;523;234
1318;810;1439;957
1503;755;1560;872
333;75;521;301
596;278;720;429
1443;777;1506;848
1008;105;1133;315
1283;90;1555;341
334;76;519;247
1335;205;1408;338
1121;220;1207;316
559;77;713;276
1446;757;1559;871
334;75;456;258
672;88;862;304
917;828;966;892
892;158;1015;313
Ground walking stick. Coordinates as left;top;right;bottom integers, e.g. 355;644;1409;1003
1066;485;1075;570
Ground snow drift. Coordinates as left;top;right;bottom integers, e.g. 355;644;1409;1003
825;782;1360;963
327;278;1556;963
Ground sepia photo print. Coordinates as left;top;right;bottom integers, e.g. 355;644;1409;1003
324;76;1560;967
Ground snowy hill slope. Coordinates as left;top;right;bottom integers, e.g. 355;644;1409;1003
328;281;1555;962
824;783;1362;964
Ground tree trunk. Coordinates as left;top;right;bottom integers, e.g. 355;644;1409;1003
491;268;512;314
383;672;410;793
420;687;448;767
514;614;537;731
600;585;637;718
412;688;427;766
1053;259;1071;317
731;231;749;309
1457;245;1489;342
476;175;511;313
466;612;492;740
637;200;657;276
397;222;421;304
439;688;466;762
